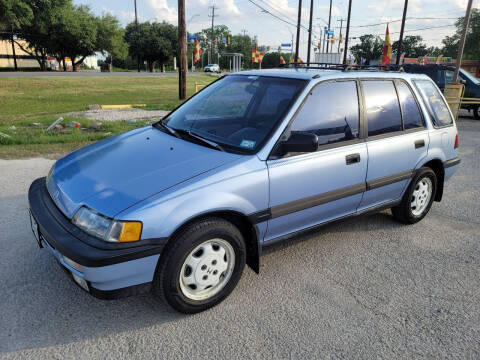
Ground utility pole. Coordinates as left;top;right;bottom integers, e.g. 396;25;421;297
343;0;352;65
396;0;408;65
454;0;473;82
322;27;327;53
295;0;302;63
307;0;314;65
134;0;140;72
337;18;345;54
178;0;186;99
209;5;218;64
326;0;332;53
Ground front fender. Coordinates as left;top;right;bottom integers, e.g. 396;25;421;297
116;156;269;241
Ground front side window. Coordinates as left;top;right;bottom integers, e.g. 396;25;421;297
395;81;424;130
363;80;402;136
162;75;306;152
414;80;453;127
290;81;360;146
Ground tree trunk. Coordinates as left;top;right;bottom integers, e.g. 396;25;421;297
71;57;77;71
62;58;67;72
148;61;154;72
10;28;18;71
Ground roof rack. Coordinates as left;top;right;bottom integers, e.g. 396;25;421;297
283;62;404;72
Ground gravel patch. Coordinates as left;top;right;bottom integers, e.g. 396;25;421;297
65;109;169;122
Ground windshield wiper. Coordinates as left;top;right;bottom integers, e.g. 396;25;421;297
188;130;225;152
173;128;225;152
155;122;225;152
155;121;181;139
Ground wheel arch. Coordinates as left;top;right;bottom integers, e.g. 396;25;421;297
420;158;445;202
161;210;261;274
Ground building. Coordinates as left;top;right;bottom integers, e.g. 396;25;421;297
0;39;100;70
0;39;39;68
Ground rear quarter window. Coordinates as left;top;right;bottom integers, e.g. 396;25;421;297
414;80;453;127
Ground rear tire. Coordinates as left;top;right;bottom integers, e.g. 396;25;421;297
392;167;437;224
474;105;480;120
153;217;246;314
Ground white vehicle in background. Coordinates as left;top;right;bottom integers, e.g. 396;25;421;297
204;64;220;73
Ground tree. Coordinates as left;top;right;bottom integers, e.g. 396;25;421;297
392;35;428;58
125;21;177;72
0;0;33;70
426;46;443;57
0;0;32;28
60;5;97;71
14;0;70;70
439;9;480;60
261;52;291;69
349;34;382;65
96;13;127;69
441;35;459;58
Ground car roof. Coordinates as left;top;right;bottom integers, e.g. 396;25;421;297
232;68;432;82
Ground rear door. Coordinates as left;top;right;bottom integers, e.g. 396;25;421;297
358;79;429;211
264;80;368;242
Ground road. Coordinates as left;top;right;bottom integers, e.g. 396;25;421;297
1;116;479;359
0;71;181;77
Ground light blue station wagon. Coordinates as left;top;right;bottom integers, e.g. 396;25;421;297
29;67;460;313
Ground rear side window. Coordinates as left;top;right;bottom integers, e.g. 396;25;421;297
291;81;360;146
395;81;424;129
414;80;453;127
362;80;402;136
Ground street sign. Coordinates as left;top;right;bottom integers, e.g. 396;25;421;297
326;30;334;36
281;43;292;47
187;35;198;39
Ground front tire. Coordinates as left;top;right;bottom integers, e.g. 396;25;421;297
153;217;246;314
392;167;437;224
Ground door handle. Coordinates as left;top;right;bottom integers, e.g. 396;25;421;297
345;153;360;165
415;139;425;149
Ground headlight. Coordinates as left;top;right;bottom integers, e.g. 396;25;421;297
72;207;142;243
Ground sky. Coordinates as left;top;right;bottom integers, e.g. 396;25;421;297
75;0;480;59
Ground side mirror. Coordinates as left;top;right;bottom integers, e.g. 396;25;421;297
278;131;318;155
460;79;467;85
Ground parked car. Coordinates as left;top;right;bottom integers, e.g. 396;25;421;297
403;63;480;119
29;68;460;313
204;63;220;73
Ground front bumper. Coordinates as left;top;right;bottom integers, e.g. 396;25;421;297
28;177;166;299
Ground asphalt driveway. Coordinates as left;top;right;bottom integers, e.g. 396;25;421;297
0;117;479;359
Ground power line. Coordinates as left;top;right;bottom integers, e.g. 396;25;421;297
246;0;320;41
330;17;459;29
348;23;457;38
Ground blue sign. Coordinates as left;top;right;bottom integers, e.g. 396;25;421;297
326;30;334;36
187;35;198;39
281;43;292;47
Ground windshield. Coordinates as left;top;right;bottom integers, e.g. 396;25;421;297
460;69;480;85
162;75;306;152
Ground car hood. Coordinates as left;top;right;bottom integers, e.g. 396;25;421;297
48;126;241;218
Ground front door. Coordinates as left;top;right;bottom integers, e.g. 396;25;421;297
264;80;368;242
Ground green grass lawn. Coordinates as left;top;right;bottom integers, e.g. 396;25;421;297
0;74;215;158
